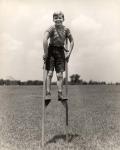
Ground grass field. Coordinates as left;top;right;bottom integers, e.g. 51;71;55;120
0;85;120;150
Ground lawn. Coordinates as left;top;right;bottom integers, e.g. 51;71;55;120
0;85;120;150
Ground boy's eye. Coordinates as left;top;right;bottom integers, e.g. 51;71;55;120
54;16;63;20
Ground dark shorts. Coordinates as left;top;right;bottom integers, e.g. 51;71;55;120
46;45;65;73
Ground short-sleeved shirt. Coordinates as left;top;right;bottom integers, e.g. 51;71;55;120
46;25;71;47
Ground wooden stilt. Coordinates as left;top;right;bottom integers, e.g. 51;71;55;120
65;38;69;142
42;63;46;149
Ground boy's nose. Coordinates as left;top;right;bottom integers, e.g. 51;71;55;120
57;19;61;21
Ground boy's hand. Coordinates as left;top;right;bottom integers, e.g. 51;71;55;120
64;48;69;52
43;53;48;63
65;53;70;62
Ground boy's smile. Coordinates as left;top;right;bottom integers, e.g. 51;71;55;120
53;15;64;26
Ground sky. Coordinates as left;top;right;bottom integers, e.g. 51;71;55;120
0;0;120;82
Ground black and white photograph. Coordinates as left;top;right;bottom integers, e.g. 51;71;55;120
0;0;120;149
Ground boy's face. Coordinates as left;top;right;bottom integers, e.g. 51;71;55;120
53;15;64;26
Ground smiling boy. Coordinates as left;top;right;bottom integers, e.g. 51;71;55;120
43;11;74;101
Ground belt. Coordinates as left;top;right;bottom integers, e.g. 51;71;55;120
49;44;69;52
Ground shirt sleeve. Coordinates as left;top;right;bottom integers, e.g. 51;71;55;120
46;26;54;37
66;28;71;38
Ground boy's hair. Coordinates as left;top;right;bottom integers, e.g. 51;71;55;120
53;11;64;20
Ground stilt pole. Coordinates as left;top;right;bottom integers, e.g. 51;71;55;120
65;38;69;142
42;63;46;149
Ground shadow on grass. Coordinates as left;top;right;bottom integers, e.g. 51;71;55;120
45;134;79;145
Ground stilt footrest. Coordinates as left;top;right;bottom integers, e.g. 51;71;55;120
45;99;51;107
58;98;68;102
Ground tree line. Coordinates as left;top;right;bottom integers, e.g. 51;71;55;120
69;74;107;85
0;74;120;85
0;79;43;86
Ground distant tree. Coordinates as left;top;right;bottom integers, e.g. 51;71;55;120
89;80;94;85
0;79;4;85
82;81;88;85
4;80;10;85
79;79;83;84
33;80;43;85
88;80;106;85
16;80;21;85
70;74;75;84
100;81;106;85
116;82;120;85
70;74;80;84
26;80;34;85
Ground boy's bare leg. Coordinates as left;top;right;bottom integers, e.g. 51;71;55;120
56;72;63;92
46;71;53;98
56;72;65;100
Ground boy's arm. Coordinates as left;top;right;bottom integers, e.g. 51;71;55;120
68;34;74;56
43;31;50;61
66;34;74;61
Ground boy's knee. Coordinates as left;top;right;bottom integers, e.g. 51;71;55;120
57;72;63;80
47;71;53;78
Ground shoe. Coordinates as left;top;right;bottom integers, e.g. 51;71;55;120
58;91;67;101
45;92;51;107
45;92;51;100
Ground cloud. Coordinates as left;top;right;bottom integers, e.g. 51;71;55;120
71;14;102;31
0;33;23;52
0;33;23;66
70;14;102;52
0;33;24;77
30;13;53;42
